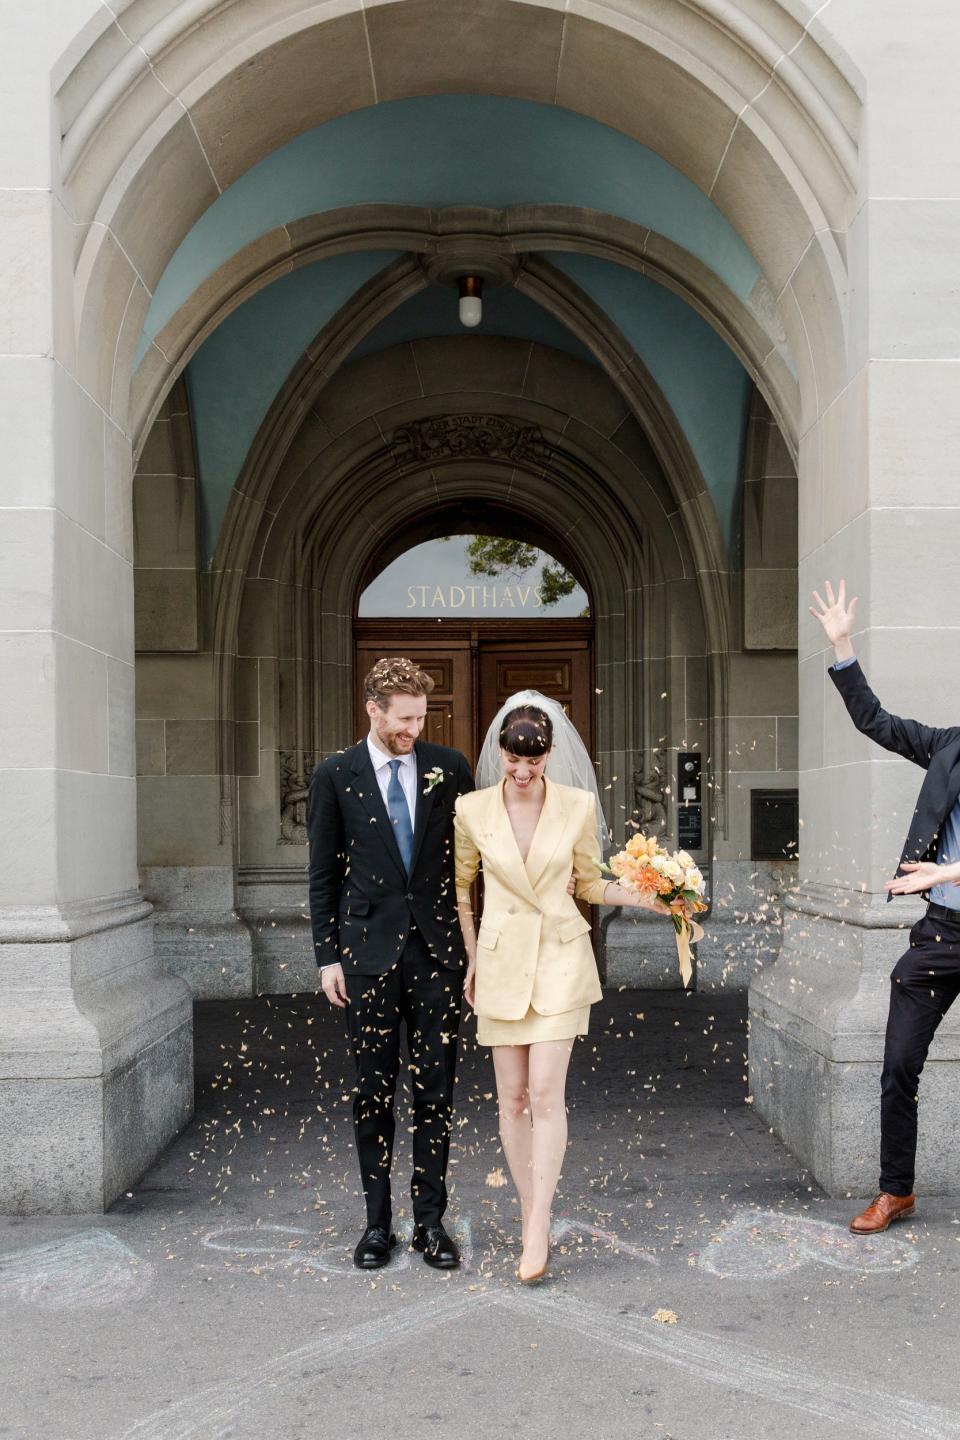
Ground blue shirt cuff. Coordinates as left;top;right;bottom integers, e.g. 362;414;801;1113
830;655;857;671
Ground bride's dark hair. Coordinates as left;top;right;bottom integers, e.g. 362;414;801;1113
499;704;553;758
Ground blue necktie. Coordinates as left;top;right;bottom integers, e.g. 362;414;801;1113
386;759;414;874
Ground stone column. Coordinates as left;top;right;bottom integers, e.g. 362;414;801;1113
0;9;192;1212
750;0;960;1194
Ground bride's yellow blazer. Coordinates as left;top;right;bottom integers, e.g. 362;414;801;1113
454;778;609;1022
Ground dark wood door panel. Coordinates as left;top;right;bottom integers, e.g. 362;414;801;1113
478;642;592;755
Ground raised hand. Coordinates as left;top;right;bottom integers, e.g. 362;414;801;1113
809;578;858;657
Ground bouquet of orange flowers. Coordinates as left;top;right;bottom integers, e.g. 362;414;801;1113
602;833;708;987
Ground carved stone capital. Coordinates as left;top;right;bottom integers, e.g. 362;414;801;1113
419;233;520;291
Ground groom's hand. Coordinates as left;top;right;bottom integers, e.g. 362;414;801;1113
320;962;348;1007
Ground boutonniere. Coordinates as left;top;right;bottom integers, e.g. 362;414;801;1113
423;766;445;794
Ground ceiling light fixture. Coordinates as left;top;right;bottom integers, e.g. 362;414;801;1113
458;275;483;328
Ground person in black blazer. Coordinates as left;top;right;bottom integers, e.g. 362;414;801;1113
811;581;960;1234
308;657;474;1270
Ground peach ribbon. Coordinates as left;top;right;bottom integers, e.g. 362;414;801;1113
673;915;704;988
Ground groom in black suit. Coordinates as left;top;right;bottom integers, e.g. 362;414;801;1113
308;657;474;1269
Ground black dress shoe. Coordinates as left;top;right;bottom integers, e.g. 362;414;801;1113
353;1225;398;1269
411;1223;460;1269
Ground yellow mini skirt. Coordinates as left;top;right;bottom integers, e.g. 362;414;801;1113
476;1003;591;1047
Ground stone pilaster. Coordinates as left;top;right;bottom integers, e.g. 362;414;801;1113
0;13;193;1212
751;0;960;1194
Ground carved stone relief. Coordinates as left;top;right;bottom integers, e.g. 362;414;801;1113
392;416;551;467
632;750;668;835
279;752;316;844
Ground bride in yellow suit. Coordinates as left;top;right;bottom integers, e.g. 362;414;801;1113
454;696;665;1283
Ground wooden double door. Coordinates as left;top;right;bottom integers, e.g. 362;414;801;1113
354;619;593;766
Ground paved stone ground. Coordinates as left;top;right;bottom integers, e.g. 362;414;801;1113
3;989;960;1440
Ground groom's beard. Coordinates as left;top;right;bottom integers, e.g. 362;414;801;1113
383;735;415;755
371;722;417;757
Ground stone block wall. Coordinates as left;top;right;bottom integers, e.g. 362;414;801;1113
132;386;254;996
133;380;200;652
701;393;799;991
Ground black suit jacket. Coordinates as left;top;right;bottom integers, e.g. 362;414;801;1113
307;738;475;973
830;659;960;900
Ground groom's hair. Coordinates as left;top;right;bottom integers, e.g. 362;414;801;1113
500;705;553;757
363;656;435;710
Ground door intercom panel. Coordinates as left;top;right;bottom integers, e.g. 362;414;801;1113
677;750;703;851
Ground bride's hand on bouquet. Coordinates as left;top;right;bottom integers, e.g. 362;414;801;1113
885;861;945;895
647;895;674;916
614;883;671;915
642;892;684;917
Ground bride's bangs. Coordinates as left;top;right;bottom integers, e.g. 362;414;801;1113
499;707;553;758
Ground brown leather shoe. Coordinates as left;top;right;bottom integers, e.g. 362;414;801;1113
849;1192;915;1234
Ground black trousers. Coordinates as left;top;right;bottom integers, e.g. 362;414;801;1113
880;904;960;1195
343;929;463;1229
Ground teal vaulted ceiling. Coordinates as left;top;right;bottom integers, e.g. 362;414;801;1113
140;95;762;350
142;95;767;568
185;251;399;556
550;254;752;556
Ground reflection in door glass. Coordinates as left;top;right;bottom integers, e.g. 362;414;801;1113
359;535;590;618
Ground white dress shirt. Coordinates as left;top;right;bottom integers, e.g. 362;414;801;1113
366;734;418;827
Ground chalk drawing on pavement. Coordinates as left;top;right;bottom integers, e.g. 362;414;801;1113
551;1217;657;1265
115;1283;960;1440
521;1290;959;1440
200;1215;474;1275
0;1230;154;1308
697;1207;918;1279
117;1291;478;1440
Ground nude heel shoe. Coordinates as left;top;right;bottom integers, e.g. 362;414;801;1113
516;1235;551;1284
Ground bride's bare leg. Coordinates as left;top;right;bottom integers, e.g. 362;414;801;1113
491;1045;533;1240
520;1038;575;1278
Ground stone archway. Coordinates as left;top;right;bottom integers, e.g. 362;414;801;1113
61;0;858;444
5;0;885;1212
